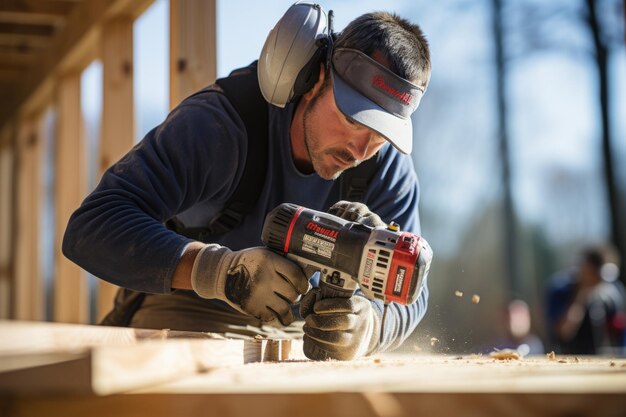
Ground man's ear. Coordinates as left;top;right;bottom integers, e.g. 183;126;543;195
303;63;326;100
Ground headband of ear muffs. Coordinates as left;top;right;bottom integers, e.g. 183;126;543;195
258;2;334;107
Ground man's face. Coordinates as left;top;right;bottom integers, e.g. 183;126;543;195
302;81;387;180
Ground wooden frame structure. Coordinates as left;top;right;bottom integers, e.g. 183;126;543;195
0;0;217;323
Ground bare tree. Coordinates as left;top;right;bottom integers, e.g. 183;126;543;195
584;0;625;280
491;0;520;295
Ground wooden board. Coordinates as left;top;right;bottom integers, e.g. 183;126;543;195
13;119;43;321
0;321;303;395
53;73;88;324
169;0;216;109
97;16;135;322
2;321;625;417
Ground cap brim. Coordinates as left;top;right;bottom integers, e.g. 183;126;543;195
332;70;413;155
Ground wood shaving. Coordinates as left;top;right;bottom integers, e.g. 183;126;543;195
574;357;580;363
558;360;567;363
430;337;440;347
547;351;556;361
373;358;381;364
455;290;463;297
489;349;520;360
610;362;616;367
472;294;480;304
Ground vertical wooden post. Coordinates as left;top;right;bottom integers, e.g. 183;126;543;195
169;0;217;109
54;73;89;324
0;126;15;319
14;117;44;320
96;17;135;322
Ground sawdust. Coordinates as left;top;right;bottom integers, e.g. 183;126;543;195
455;290;463;297
373;358;382;364
547;351;556;361
430;337;440;347
489;349;520;360
471;294;480;304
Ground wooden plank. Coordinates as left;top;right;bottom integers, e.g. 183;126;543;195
13;118;44;321
138;354;626;395
3;393;626;417
97;16;135;322
169;0;216;109
53;72;88;324
0;321;301;395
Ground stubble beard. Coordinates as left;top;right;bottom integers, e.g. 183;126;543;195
302;92;359;181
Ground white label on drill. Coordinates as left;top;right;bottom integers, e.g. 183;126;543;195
394;266;406;295
302;234;334;258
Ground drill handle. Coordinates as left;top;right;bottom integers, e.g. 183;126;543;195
287;254;357;299
319;280;354;299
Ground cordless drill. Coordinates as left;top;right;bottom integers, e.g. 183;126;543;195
261;203;433;305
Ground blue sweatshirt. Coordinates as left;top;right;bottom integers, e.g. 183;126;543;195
63;86;429;353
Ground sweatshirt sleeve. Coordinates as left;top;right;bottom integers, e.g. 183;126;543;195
358;146;429;354
62;93;246;294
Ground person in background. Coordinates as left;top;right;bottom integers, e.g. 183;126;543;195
546;245;626;354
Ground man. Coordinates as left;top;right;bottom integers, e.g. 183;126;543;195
63;5;432;361
546;245;625;354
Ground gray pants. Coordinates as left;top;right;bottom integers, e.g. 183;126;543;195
126;291;304;339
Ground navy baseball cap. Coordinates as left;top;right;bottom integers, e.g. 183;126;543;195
331;48;425;155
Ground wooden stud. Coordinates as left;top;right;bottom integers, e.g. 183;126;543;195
169;0;217;109
97;17;135;322
13;117;44;321
54;72;88;324
0;125;15;319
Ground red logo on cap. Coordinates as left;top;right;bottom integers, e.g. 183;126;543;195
372;75;413;106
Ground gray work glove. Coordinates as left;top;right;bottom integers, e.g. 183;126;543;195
191;245;310;325
328;201;386;228
300;289;381;360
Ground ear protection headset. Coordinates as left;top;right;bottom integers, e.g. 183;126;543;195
258;2;335;108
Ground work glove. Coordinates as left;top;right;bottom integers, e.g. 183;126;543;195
191;245;310;325
328;201;386;228
300;289;381;360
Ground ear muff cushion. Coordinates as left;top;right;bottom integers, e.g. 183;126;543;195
293;41;329;97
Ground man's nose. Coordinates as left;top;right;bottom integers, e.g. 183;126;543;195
347;131;374;161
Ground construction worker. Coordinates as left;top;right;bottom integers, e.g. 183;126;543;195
63;3;432;361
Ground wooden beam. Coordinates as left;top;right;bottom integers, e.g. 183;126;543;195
0;22;56;37
97;17;135;322
13;117;44;320
53;72;88;324
0;33;51;48
0;126;14;319
0;0;154;135
0;67;24;81
0;49;38;66
0;11;66;26
169;0;216;109
0;0;75;17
